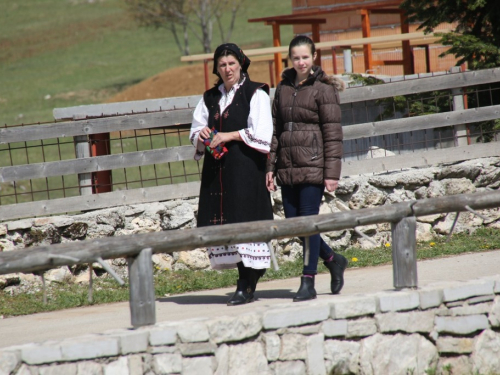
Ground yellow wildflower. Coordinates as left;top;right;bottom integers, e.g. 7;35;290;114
385;243;391;248
430;242;436;247
352;257;358;262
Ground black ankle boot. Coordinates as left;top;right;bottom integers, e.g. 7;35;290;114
324;253;348;294
293;276;317;302
248;268;266;293
227;279;254;306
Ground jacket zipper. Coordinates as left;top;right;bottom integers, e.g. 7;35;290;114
290;86;298;186
311;134;318;160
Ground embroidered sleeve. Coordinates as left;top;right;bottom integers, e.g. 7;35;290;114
239;88;273;153
189;97;209;159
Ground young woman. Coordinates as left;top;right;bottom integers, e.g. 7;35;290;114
266;35;347;302
190;43;273;306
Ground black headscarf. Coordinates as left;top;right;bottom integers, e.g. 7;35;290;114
212;43;251;75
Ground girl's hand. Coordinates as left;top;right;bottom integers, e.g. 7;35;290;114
324;179;338;192
209;131;233;148
266;172;276;192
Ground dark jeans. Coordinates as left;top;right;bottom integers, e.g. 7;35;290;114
281;184;335;275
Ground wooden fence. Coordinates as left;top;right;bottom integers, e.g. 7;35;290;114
1;67;500;222
1;190;499;327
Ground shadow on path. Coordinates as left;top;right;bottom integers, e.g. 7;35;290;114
158;289;296;305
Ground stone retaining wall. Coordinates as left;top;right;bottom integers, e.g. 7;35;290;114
1;156;500;293
1;275;500;375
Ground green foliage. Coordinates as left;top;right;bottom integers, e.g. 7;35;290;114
400;0;500;69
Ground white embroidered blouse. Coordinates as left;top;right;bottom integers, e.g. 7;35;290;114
189;78;273;159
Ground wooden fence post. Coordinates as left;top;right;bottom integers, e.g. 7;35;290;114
74;135;92;196
450;66;469;146
391;216;418;289
127;247;156;327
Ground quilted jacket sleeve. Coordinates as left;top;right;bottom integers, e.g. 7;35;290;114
266;84;282;174
317;84;343;180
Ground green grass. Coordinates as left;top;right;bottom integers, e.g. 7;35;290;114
2;227;499;317
0;0;293;126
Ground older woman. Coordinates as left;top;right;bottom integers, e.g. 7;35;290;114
189;43;273;306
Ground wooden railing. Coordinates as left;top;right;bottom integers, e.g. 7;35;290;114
0;190;499;327
1;67;500;222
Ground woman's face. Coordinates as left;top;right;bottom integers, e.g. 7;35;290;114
290;44;316;77
217;55;241;89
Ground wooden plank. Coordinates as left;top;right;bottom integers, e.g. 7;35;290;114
0;181;201;222
1;189;500;275
340;67;500;104
128;247;156;327
53;96;201;120
391;216;418;289
342;141;500;177
343;104;500;140
0;146;195;182
0;110;194;144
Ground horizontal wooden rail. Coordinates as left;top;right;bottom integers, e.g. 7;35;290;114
344;142;500;176
180;31;448;62
1;190;499;276
0;146;195;182
0;111;194;145
3;104;498;183
0;181;201;222
343;104;500;140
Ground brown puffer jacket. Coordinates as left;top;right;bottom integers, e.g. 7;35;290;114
266;66;344;186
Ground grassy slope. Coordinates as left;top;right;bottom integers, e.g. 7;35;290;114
0;0;293;126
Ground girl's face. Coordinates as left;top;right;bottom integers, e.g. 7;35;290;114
217;55;241;90
290;44;317;77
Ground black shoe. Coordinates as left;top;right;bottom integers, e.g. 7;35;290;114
324;253;348;294
293;276;317;302
227;279;254;306
248;268;266;294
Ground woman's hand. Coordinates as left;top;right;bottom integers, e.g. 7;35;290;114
324;179;338;192
209;131;240;148
266;172;276;192
198;127;212;143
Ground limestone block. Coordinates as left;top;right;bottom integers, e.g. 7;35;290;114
359;333;438;375
488;296;500;327
419;287;443;310
269;361;306;375
38;363;77;375
176;249;210;270
330;296;377;319
417;214;444;224
263;303;330;329
34;216;74;228
44;267;72;284
346;318;377;338
21;344;63;365
348;184;386;210
163;202;195;229
176;320;209;343
396;170;434;189
148;326;177;346
113;330;149;355
279;334;306;360
7;219;34;231
442;280;494;302
450;302;492;316
306;334;326;375
149;346;176;354
377;290;420;312
276;323;321;335
436;337;474;354
128;355;143;375
13;364;37;375
437;356;472;375
152;254;173;271
481;275;500;294
227;342;269;375
441;178;476;195
436;163;481;181
153;353;182;374
60;336;119;361
62;222;88;240
0;224;7;236
178;342;217;356
324;340;360;375
468;295;494;305
129;217;161;233
415;222;433;242
102;357;128;375
472;329;500;375
435;315;490;335
207;314;261;345
263;333;280;362
475;166;500;187
76;361;103;375
214;344;229;375
0;350;21;375
321;319;348;337
376;310;435;333
0;239;15;252
336;178;358;195
182;356;214;375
